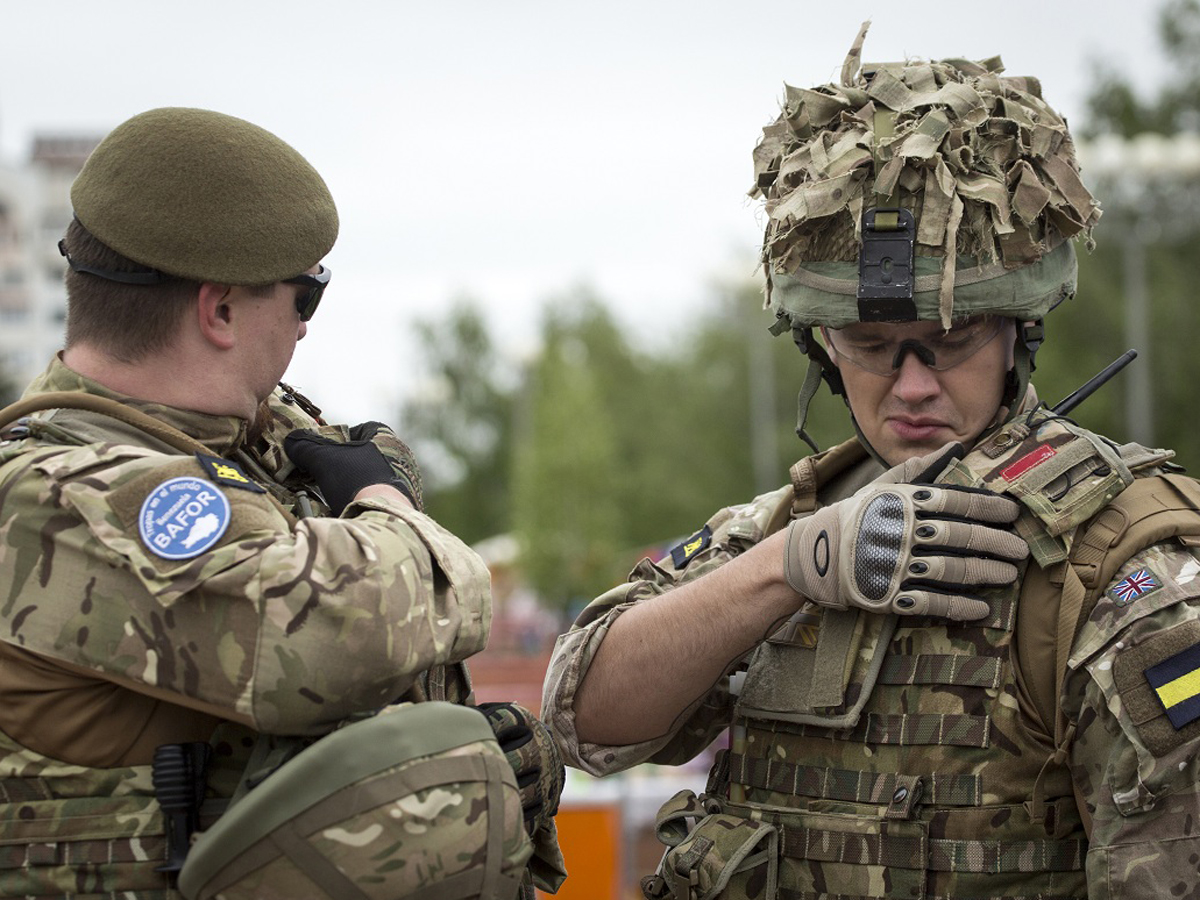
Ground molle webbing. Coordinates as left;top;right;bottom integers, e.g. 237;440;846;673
789;712;992;748
775;826;1085;875
0;749;174;896
719;751;983;807
879;653;1002;688
0;834;169;881
718;440;1088;898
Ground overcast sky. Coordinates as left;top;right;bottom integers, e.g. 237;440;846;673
0;1;1166;423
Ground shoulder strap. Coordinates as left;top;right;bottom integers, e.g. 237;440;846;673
0;391;213;456
1029;473;1200;836
1055;474;1200;729
0;391;299;527
788;438;870;516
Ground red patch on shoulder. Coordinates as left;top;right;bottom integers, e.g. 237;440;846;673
1000;445;1056;482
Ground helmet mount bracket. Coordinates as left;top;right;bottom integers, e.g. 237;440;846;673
858;207;917;322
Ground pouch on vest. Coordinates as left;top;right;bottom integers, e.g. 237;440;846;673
646;791;778;900
735;605;898;729
177;701;532;900
726;799;929;900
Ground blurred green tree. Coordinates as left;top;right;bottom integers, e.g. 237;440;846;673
1065;0;1200;467
401;298;515;544
511;296;624;610
1083;0;1200;139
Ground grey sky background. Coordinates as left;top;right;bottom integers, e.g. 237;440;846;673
0;1;1165;423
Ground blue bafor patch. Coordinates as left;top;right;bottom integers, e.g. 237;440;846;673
138;477;231;560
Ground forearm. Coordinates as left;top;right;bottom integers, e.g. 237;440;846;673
574;530;799;746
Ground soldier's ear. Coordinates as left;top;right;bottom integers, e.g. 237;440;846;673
197;282;235;350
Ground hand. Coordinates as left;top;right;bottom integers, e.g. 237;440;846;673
347;422;423;511
477;701;565;838
783;443;1028;621
283;422;423;515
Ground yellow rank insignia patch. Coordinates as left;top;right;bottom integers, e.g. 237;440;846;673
195;453;266;494
1146;642;1200;730
670;525;712;569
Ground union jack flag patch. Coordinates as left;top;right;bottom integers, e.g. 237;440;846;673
1109;568;1162;607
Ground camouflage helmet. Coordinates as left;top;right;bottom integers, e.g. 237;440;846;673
177;702;532;900
70;107;338;285
750;23;1101;447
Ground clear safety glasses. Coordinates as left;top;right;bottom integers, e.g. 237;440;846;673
822;314;1006;376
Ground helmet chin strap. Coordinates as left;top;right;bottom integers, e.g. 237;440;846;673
784;317;1045;464
776;320;845;454
1002;319;1044;424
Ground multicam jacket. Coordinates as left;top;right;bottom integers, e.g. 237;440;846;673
0;357;492;897
543;407;1200;900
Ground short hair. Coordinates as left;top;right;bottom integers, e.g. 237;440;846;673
62;218;198;363
62;218;275;363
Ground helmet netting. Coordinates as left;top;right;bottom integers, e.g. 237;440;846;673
750;21;1101;326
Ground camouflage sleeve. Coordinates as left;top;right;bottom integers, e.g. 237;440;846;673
542;485;793;776
1066;542;1200;899
0;443;491;736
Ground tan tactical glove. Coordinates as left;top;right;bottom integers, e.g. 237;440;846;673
784;443;1028;621
477;701;565;839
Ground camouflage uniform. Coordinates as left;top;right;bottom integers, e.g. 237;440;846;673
544;32;1200;899
543;403;1200;898
0;356;492;897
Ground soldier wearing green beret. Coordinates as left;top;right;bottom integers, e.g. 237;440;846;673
0;107;564;899
543;26;1200;900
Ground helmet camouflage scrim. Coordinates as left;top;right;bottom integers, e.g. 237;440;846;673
751;23;1102;447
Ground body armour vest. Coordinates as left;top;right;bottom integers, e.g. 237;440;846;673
0;722;253;899
0;387;477;896
646;409;1175;900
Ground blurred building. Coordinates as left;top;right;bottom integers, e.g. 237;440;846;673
0;134;99;393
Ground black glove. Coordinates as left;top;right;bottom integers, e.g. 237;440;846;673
478;701;565;838
283;422;423;515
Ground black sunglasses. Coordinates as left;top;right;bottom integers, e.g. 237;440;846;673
283;265;332;322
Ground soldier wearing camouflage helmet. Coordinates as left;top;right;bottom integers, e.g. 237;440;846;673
0;107;565;898
543;24;1200;899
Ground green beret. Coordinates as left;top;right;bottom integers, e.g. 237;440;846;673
71;107;339;284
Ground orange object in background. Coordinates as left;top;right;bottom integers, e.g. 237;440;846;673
538;803;623;900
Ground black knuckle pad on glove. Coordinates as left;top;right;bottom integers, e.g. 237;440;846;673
851;490;910;606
